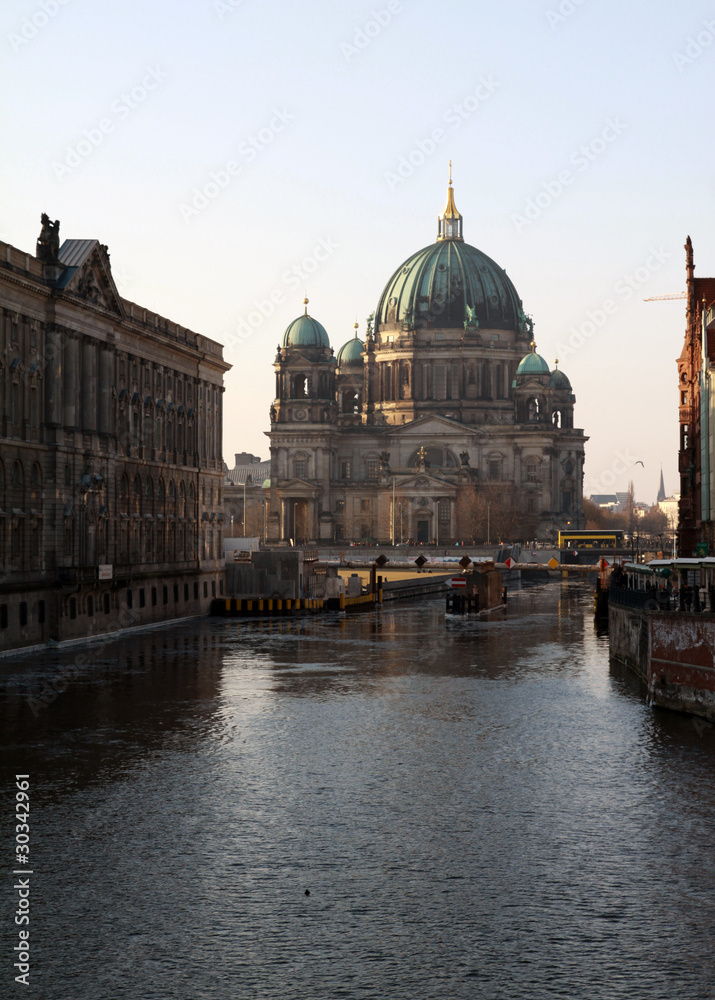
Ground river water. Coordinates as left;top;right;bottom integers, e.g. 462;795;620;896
2;581;715;999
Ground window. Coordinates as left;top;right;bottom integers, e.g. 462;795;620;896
19;602;27;626
127;589;133;609
163;586;168;605
361;498;371;512
439;500;450;524
489;459;501;480
340;461;352;480
527;497;537;513
295;459;307;479
86;597;93;618
525;460;540;483
184;583;189;601
70;598;77;620
335;499;345;513
152;587;157;607
366;460;379;480
194;582;199;600
0;605;7;629
103;593;110;614
219;579;224;595
211;580;216;597
139;588;146;608
174;584;179;603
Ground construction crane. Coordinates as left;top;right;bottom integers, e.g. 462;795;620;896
643;293;686;301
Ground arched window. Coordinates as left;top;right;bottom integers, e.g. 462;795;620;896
524;458;540;484
179;481;186;517
11;460;23;490
552;410;561;428
527;398;540;421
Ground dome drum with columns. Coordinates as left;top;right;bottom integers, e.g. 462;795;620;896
264;174;587;545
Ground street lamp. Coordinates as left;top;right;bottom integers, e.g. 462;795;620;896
243;479;246;537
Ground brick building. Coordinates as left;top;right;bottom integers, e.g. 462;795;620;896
0;214;230;652
677;236;715;554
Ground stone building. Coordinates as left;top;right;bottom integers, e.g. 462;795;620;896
0;214;230;652
266;178;587;545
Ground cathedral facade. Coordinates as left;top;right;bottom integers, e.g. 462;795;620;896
267;180;587;545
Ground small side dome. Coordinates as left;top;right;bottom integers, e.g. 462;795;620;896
550;362;571;390
336;326;365;368
282;298;330;349
516;342;550;376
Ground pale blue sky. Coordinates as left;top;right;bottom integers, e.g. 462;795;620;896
3;0;715;500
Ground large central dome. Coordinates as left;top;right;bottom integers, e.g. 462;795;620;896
375;178;523;333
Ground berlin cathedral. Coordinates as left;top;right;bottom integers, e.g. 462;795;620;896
265;175;587;545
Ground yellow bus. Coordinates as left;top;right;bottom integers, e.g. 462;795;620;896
558;529;625;550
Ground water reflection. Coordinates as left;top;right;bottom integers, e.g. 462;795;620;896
1;581;714;1000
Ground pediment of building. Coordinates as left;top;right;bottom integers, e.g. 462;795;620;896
380;414;479;439
280;478;320;495
57;241;125;316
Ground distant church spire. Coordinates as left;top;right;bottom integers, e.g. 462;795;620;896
657;465;666;503
437;161;463;242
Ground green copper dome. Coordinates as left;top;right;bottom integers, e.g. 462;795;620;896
516;347;550;375
375;239;523;332
550;368;571;390
282;302;330;349
336;333;365;368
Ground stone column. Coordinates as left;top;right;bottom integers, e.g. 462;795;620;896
44;329;63;426
98;347;113;434
82;340;98;432
63;334;79;427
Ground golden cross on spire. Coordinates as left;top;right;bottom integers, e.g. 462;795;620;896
303;295;309;316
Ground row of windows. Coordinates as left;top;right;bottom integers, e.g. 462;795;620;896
60;578;223;621
0;600;42;629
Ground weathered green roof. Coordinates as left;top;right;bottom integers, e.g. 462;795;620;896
375;239;523;331
550;368;571;390
282;314;330;349
336;334;364;368
516;350;550;376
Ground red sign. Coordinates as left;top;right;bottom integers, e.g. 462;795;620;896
505;557;514;569
449;577;467;588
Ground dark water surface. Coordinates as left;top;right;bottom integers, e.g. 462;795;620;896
2;581;715;999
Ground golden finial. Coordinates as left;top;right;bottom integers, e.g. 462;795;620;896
303;295;309;315
437;161;463;239
353;320;359;338
530;340;536;352
554;358;559;368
